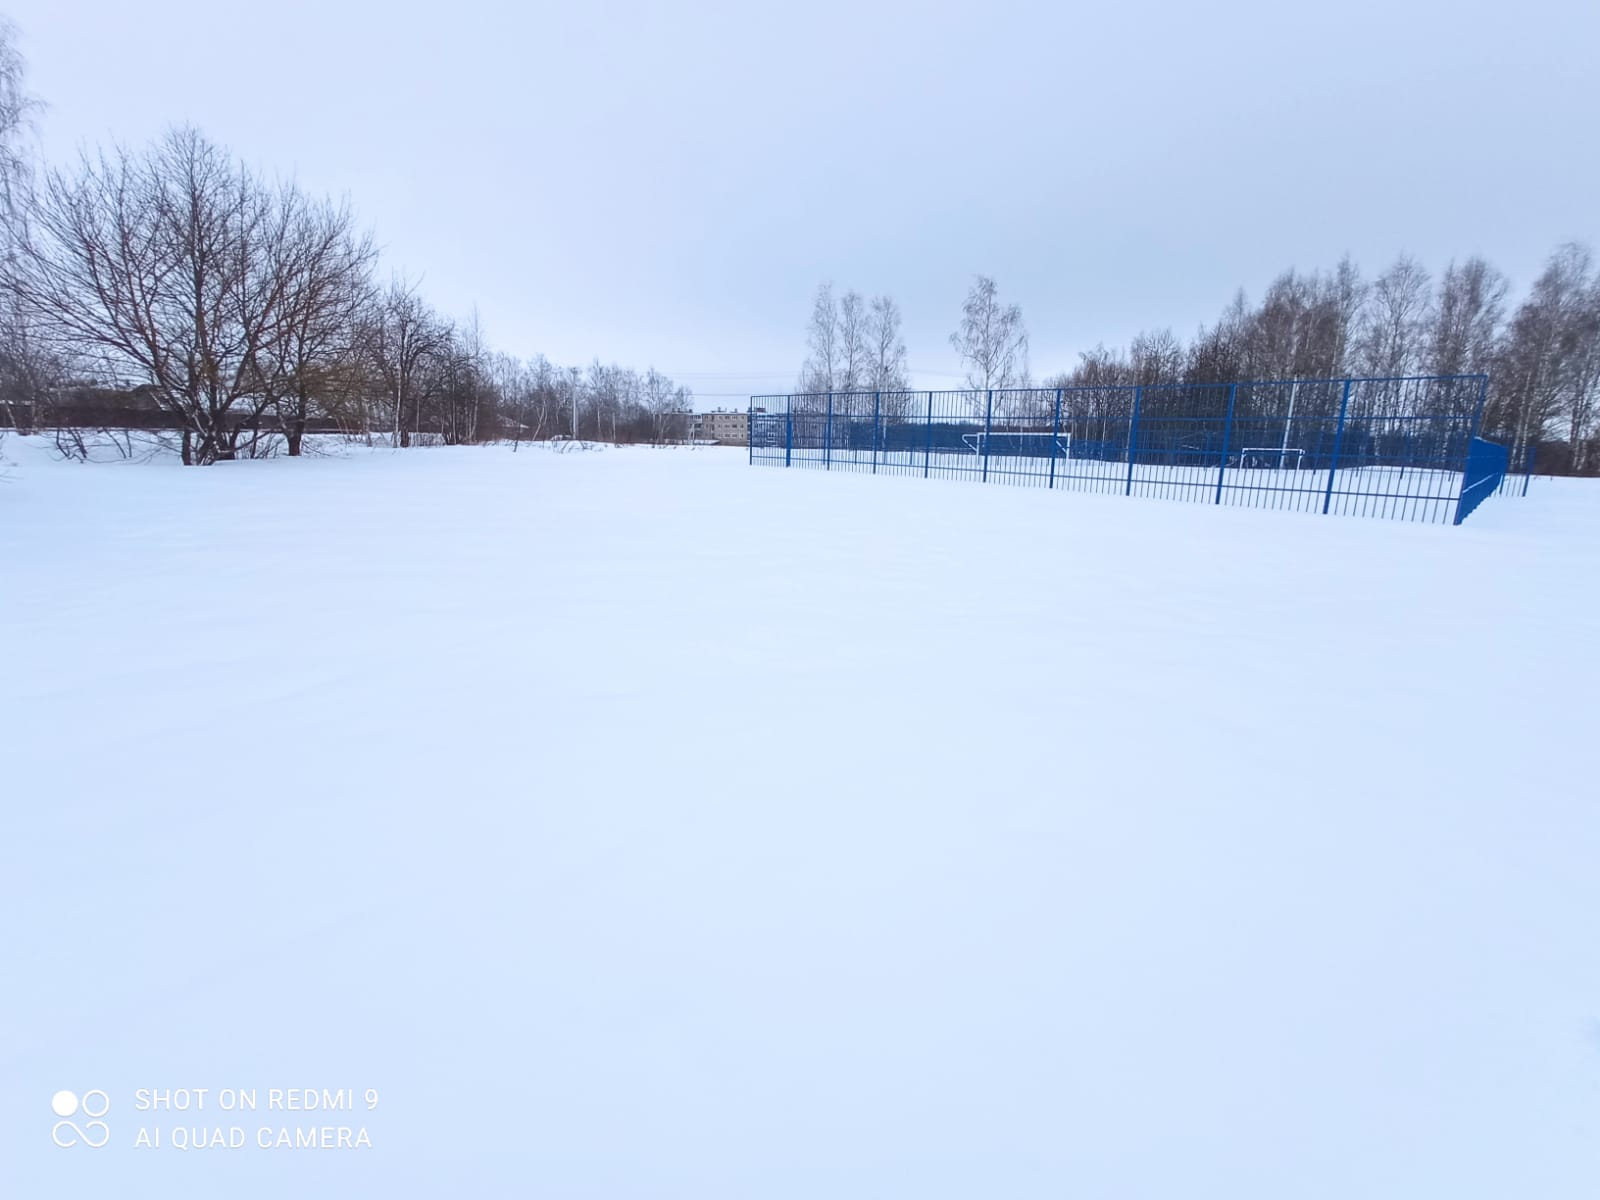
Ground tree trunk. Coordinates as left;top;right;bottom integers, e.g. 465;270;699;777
287;387;308;456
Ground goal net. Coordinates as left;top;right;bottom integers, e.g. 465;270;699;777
1237;446;1306;470
960;431;1072;458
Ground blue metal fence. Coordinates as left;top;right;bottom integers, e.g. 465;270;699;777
749;374;1511;525
1494;442;1537;498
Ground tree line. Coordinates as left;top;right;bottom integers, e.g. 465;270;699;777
0;24;695;465
800;256;1600;474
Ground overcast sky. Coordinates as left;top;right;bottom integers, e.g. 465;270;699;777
6;0;1597;403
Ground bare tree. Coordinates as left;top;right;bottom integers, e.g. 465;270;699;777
1;32;60;443
798;282;839;395
1567;276;1600;471
564;364;582;440
491;352;527;449
950;275;1028;409
1051;344;1129;389
1180;290;1247;386
0;293;62;435
642;366;689;444
450;307;488;446
1242;270;1311;380
585;359;637;444
0;34;57;442
1129;328;1183;385
5;127;321;464
0;17;37;226
836;289;869;393
1315;255;1367;379
1428;257;1506;378
262;194;375;455
365;277;448;448
1492;244;1600;469
867;294;908;394
1357;255;1431;381
526;354;561;443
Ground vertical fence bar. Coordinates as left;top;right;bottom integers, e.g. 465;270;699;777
824;392;833;471
924;391;933;478
784;399;792;468
1048;388;1062;489
1214;383;1237;505
981;389;993;483
1322;378;1351;514
1125;385;1142;496
1470;373;1489;437
747;403;753;466
872;390;880;475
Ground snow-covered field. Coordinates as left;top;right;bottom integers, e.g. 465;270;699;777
2;435;1597;1198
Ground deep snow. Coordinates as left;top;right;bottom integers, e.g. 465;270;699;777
1;436;1597;1198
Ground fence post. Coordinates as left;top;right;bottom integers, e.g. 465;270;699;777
1126;385;1142;497
825;392;833;470
982;389;993;483
924;391;933;478
784;400;792;468
1214;383;1237;505
1322;378;1351;514
1048;388;1062;489
1522;442;1535;497
872;390;880;475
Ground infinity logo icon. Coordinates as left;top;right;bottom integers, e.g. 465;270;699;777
51;1090;110;1148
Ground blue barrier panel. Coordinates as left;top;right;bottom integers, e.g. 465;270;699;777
1455;437;1510;525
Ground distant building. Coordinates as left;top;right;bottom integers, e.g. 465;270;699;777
699;408;749;446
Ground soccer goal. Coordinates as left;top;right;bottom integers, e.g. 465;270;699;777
960;431;1072;458
1237;446;1306;470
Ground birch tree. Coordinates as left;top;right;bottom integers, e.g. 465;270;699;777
1356;255;1432;381
0;20;40;443
867;294;908;392
798;282;839;396
643;366;689;443
950;275;1027;411
0;17;34;227
836;289;869;393
1492;244;1600;468
1427;257;1506;378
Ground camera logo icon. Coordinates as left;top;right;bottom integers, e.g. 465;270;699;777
51;1090;110;1148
